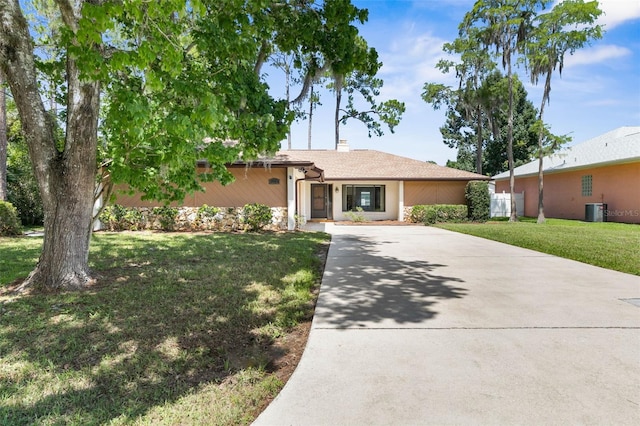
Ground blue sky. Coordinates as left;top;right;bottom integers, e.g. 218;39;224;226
275;0;640;167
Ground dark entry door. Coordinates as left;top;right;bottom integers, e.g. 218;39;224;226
311;184;327;219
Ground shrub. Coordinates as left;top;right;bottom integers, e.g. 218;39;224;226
6;141;44;226
411;204;468;225
153;206;179;231
123;208;145;231
196;204;220;230
243;203;272;231
465;181;490;222
0;201;22;236
7;178;44;226
344;206;366;222
197;204;220;220
409;205;430;223
99;204;122;231
99;205;146;231
99;204;143;231
294;214;307;230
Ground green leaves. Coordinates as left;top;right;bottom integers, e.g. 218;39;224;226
339;71;405;138
19;1;386;205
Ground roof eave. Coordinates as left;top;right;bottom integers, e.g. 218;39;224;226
492;157;640;180
323;176;490;181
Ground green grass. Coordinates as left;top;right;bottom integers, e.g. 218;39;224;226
0;231;330;425
438;217;640;275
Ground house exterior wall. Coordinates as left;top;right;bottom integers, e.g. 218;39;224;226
495;162;640;223
300;180;400;221
114;167;288;208
404;181;468;206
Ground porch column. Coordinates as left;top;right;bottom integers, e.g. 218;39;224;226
287;167;296;230
398;181;405;221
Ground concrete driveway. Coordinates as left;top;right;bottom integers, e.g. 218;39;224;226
254;224;640;425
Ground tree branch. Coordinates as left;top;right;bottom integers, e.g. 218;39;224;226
291;62;329;104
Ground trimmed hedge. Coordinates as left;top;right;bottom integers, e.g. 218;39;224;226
410;204;468;225
0;201;23;236
465;180;490;222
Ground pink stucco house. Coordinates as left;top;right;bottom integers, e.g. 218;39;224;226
493;127;640;223
114;140;488;229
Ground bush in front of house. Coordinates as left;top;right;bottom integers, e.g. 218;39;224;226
242;203;272;231
410;204;468;225
152;206;179;231
344;206;366;222
196;204;221;230
99;204;146;231
465;180;490;222
0;201;23;236
409;205;430;223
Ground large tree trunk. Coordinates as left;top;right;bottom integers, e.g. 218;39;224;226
537;148;544;223
308;85;314;150
475;105;483;175
334;75;343;149
285;61;292;150
536;71;552;225
0;71;7;201
1;0;99;291
506;55;517;222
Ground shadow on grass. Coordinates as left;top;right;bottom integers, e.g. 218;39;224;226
0;231;328;424
313;231;468;328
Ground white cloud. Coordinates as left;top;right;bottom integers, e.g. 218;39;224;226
594;0;640;29
375;27;459;108
563;44;631;68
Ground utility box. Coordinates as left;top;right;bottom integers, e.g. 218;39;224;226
585;203;607;222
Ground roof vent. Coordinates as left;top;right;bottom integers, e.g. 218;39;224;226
337;139;350;152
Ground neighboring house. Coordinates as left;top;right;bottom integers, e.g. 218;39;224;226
115;140;488;230
493;127;640;224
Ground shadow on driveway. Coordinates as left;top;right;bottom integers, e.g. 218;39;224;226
314;233;468;328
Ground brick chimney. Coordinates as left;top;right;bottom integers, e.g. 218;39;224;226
337;139;350;152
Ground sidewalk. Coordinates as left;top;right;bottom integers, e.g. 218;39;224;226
254;224;640;425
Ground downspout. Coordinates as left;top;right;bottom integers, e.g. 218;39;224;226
295;177;305;220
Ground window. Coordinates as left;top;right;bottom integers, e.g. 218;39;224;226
342;185;385;212
581;175;592;197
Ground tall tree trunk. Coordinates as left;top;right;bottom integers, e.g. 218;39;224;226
1;0;99;291
506;55;517;222
0;71;7;201
285;61;291;150
536;71;552;224
25;58;100;290
475;105;483;175
307;84;314;150
334;75;343;149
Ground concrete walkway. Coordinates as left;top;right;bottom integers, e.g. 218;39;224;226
254;224;640;425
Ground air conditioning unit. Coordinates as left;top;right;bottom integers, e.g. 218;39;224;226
585;203;607;222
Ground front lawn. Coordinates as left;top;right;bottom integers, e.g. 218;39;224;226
0;231;330;425
438;218;640;276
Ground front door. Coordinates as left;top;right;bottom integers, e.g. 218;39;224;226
311;184;328;219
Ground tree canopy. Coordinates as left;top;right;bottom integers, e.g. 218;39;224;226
0;0;385;290
425;0;601;222
431;71;539;177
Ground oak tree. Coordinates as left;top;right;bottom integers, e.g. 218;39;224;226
0;0;376;291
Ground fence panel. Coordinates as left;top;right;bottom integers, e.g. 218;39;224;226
491;191;524;217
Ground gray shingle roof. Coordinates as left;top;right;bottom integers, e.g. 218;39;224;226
492;126;640;180
271;149;488;181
